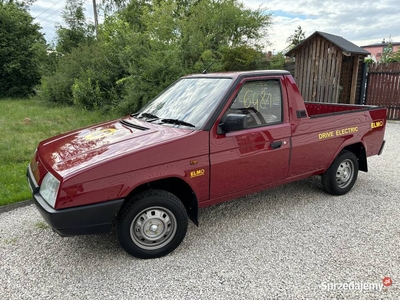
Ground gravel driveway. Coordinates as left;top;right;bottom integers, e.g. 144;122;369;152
1;122;399;300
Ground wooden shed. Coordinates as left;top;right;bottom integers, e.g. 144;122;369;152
286;31;370;104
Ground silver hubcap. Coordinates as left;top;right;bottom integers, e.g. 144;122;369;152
336;159;354;188
130;207;177;250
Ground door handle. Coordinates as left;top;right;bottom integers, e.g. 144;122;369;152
270;141;282;149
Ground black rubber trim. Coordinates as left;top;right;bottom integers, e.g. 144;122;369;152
296;110;308;118
378;140;386;155
119;119;149;130
27;166;39;194
32;193;124;237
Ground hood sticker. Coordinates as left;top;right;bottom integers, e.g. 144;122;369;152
84;128;117;141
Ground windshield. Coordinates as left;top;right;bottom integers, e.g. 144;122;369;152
136;77;233;129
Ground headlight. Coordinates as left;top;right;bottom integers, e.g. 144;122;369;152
39;172;60;208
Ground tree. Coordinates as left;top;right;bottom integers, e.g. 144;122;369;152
99;0;128;15
117;0;272;108
267;51;285;70
380;43;400;63
39;0;272;114
286;25;306;50
178;0;271;71
390;49;400;62
0;0;46;97
55;0;93;54
221;46;264;71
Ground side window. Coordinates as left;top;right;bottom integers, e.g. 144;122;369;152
228;80;283;127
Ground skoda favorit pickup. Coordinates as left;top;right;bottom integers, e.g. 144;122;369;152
27;70;386;259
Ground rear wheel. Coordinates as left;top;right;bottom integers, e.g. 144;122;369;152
117;190;188;259
322;150;359;195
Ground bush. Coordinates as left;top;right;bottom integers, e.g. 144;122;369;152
268;52;285;70
221;46;264;71
72;73;103;109
39;67;75;105
39;42;123;107
117;43;185;114
37;0;272;114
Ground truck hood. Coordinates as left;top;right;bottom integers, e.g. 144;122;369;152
38;116;194;177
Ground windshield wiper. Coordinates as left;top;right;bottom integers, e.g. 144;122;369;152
136;112;159;120
160;119;195;128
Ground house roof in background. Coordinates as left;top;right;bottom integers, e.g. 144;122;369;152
286;31;370;56
361;42;400;48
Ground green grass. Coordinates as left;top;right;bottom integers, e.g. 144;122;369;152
0;98;119;206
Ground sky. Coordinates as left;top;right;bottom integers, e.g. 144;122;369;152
29;0;400;53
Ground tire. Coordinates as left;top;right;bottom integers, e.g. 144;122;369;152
322;150;359;195
117;190;188;259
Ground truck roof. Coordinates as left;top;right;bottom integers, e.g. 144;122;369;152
183;70;291;80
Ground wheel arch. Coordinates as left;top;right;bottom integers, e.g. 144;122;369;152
122;177;199;226
341;142;368;172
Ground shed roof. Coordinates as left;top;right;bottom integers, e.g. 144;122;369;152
286;31;370;56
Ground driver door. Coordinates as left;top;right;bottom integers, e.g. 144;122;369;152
210;78;291;199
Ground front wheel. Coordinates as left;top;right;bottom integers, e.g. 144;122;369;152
322;150;359;195
117;190;188;259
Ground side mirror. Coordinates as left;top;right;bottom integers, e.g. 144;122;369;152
218;113;248;133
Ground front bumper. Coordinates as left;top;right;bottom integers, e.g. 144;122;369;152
27;165;124;237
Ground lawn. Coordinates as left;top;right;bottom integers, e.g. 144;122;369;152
0;98;119;206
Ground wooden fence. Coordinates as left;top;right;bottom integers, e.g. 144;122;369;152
365;63;400;120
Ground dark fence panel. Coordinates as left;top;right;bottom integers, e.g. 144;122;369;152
365;63;400;120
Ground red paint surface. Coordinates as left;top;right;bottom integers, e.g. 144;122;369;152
31;71;387;210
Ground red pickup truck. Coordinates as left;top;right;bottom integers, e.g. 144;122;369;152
27;70;386;259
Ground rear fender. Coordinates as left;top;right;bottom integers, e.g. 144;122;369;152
342;143;368;172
